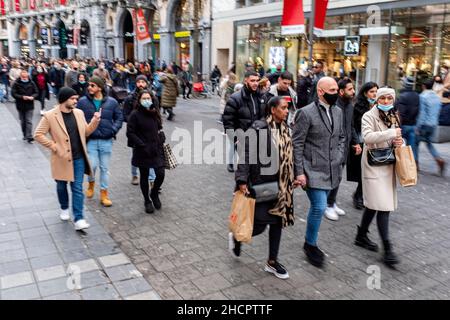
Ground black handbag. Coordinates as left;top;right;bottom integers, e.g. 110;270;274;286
367;147;396;166
251;181;279;203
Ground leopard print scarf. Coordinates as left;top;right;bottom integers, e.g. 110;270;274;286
266;115;295;227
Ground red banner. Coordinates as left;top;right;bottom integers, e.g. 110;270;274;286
30;0;36;10
281;0;305;35
44;0;50;8
60;0;67;5
314;0;329;36
15;0;20;12
135;8;151;44
0;0;5;15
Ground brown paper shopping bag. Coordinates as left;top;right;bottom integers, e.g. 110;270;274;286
395;145;417;187
228;191;255;243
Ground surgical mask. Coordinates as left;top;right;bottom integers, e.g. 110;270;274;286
367;97;376;104
377;104;394;112
37;67;43;73
141;99;153;109
21;79;29;83
323;92;339;106
79;80;86;84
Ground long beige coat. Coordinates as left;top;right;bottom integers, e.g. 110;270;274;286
34;105;99;182
361;107;398;212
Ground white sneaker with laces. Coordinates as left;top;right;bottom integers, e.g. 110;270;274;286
59;209;70;221
74;219;90;230
333;204;346;216
325;207;339;221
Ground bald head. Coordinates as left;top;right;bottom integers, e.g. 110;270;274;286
317;77;339;106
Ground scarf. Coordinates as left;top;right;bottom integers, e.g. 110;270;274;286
266;115;295;227
379;108;400;128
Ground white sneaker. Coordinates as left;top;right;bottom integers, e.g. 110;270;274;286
59;209;70;221
40;110;45;116
74;219;90;230
333;204;346;216
325;207;339;221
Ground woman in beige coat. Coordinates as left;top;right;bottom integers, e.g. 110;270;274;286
354;87;404;267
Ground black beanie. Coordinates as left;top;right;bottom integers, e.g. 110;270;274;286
136;75;148;83
58;87;78;103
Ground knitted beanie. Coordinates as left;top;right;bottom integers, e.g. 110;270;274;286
88;76;105;90
58;87;78;103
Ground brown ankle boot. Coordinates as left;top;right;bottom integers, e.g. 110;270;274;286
436;158;446;176
100;189;112;207
86;181;95;198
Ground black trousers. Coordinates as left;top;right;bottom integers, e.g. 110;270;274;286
38;90;46;110
181;83;192;98
18;109;33;140
253;222;282;261
138;167;165;203
360;208;390;242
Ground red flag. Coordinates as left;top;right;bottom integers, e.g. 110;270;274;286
281;0;305;35
15;0;20;12
0;0;5;15
60;0;66;5
135;8;151;43
30;0;36;10
314;0;329;36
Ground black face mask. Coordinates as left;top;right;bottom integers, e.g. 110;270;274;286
323;92;339;106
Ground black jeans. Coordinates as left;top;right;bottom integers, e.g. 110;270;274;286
138;167;165;203
236;221;282;261
354;182;363;199
181;83;192;98
327;185;339;207
18;109;33;140
360;208;390;242
38;90;46;110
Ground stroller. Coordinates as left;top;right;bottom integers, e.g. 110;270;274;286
192;79;212;98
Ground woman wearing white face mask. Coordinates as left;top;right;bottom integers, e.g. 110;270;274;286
355;87;404;267
126;90;165;214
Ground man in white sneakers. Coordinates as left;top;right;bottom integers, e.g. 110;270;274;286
34;87;100;230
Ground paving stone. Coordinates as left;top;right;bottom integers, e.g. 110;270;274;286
60;249;93;264
98;253;130;268
222;283;266;300
80;284;121;300
173;281;204;300
192;273;233;295
42;291;82;300
37;277;73;297
0;283;41;300
29;254;64;270
34;265;67;282
0;259;31;276
125;290;161;300
79;270;110;290
0;231;21;243
113;277;152;297
0;271;34;289
68;259;100;274
163;264;203;284
104;264;143;282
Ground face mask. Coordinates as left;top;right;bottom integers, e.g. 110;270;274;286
377;104;394;112
141;99;153;109
79;81;86;84
323;92;339;106
21;79;29;83
37;68;43;73
367;97;376;104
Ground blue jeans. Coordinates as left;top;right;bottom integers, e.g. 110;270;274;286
56;158;85;222
87;139;113;190
401;125;418;160
416;125;440;162
131;164;155;182
305;188;329;246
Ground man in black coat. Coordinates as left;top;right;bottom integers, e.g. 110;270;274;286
49;62;65;96
223;71;265;172
394;76;420;159
11;69;39;143
308;61;325;104
324;78;355;221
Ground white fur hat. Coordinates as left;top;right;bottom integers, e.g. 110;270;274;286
376;87;396;102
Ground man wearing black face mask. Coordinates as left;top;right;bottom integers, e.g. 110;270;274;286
223;71;265;172
292;77;346;268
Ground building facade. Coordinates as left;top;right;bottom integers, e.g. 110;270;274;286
212;0;450;90
3;0;211;73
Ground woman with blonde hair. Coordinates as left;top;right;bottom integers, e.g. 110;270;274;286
258;77;271;94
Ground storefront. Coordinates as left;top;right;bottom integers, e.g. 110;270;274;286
175;31;191;68
234;2;450;90
18;24;29;58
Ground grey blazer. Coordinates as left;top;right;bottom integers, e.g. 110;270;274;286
292;101;346;190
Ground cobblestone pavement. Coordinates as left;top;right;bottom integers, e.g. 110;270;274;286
3;95;450;300
0;101;159;300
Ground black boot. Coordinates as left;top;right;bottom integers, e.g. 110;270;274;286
383;240;399;267
145;201;154;214
303;242;325;268
150;191;161;210
353;192;364;210
227;164;234;173
354;226;379;251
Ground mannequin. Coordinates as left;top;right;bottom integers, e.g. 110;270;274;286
406;57;417;76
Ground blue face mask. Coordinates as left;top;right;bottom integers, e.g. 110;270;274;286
79;81;86;84
141;99;153;109
367;98;376;104
377;104;394;112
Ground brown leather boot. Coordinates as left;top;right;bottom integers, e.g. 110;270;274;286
100;189;113;207
436;158;446;176
86;181;95;199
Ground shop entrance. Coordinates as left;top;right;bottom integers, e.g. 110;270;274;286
18;24;29;58
123;10;135;63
